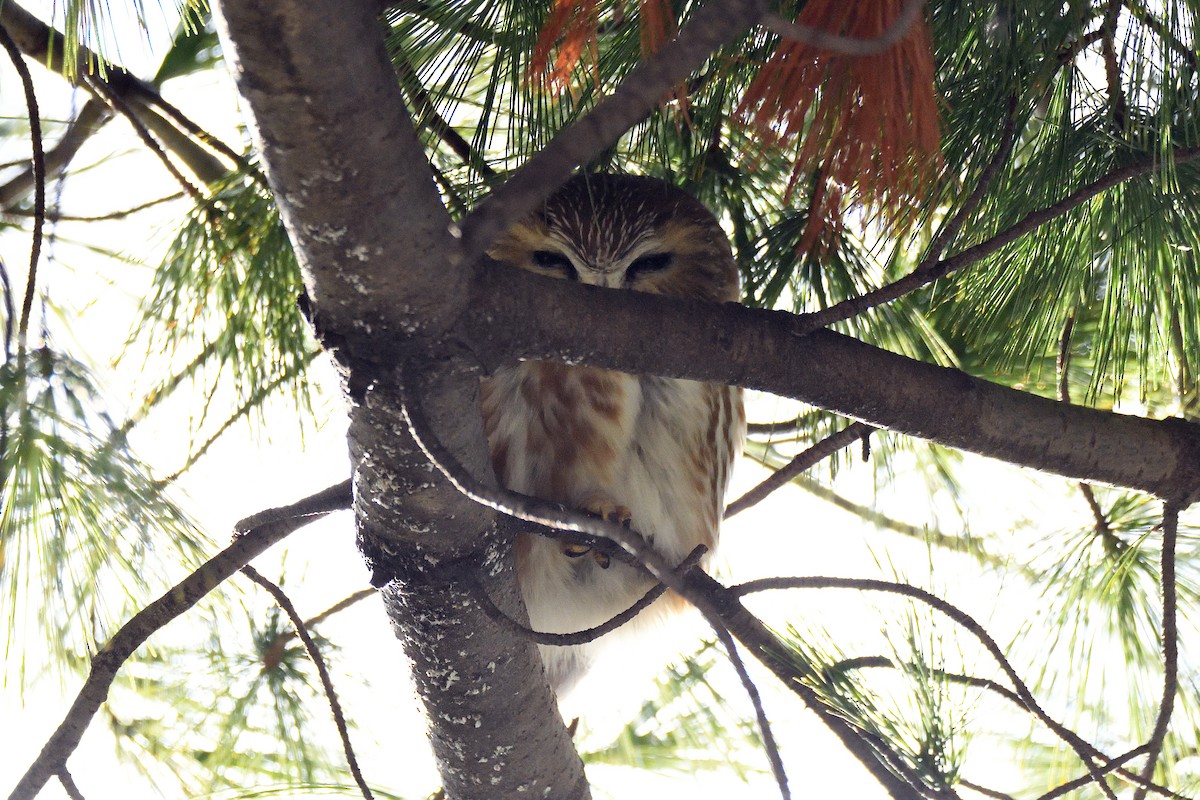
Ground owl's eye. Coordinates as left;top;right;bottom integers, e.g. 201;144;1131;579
627;252;673;278
532;250;577;278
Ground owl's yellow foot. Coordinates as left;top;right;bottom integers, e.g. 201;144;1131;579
581;495;632;528
559;496;630;569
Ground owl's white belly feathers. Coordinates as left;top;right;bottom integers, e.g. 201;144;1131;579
480;360;743;693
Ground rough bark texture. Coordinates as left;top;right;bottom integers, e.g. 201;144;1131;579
212;1;588;797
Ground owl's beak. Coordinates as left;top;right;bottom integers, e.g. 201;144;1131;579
577;264;623;289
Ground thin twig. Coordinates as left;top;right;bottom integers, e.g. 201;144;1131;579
1133;501;1182;800
394;52;495;180
154;351;322;485
711;625;790;800
746;418;806;436
1100;0;1128;132
143;91;266;186
0;25;45;362
732;576;1119;800
804;102;1017;331
55;768;85;800
725;422;873;518
241;566;375;800
0;98;110;210
684;570;936;800
798;144;1200;333
1058;316;1124;550
928;99;1020;265
87;76;203;201
830;656;1178;797
761;0;925;56
2;192;185;221
470;545;706;646
260;587;377;659
0;256;14;360
7;481;351;800
1034;745;1182;800
829;655;1023;707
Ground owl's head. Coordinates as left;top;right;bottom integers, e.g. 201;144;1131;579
489;173;740;303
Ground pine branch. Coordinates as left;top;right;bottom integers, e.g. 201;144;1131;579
6;481;351;800
0;1;229;185
798;144;1200;333
731;576;1119;799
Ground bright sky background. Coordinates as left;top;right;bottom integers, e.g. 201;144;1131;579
0;3;1132;799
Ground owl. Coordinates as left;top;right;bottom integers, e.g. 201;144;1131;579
480;173;745;695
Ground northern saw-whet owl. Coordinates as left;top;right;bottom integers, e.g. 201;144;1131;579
480;173;746;694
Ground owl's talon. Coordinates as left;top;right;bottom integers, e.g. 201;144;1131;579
583;496;633;528
563;543;591;558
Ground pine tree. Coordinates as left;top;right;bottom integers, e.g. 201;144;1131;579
3;0;1199;798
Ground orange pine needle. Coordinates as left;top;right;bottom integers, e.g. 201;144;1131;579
738;0;941;235
528;0;679;93
529;0;601;92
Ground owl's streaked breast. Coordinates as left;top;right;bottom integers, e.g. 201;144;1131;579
480;173;745;694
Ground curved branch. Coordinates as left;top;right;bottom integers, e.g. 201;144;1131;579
6;481;352;800
760;0;925;56
241;566;375;800
1133;502;1182;800
725;422;873;518
0;24;45;361
469;545;706;646
732;576;1128;799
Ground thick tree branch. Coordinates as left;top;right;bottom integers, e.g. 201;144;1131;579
463;263;1200;505
212;1;591;796
6;482;349;800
